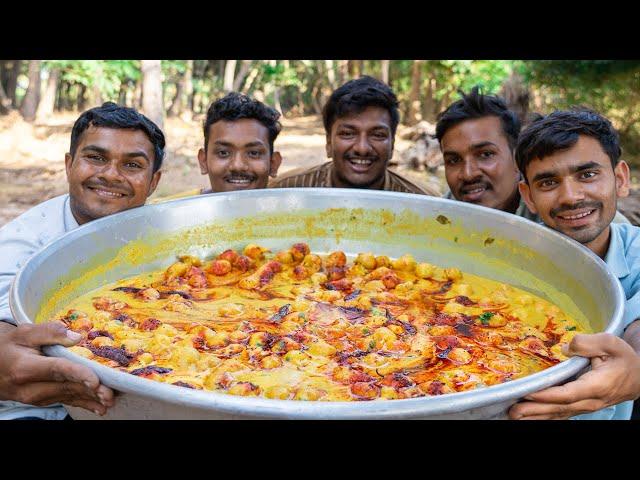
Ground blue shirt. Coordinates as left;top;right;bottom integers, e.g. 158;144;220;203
573;222;640;420
0;194;78;420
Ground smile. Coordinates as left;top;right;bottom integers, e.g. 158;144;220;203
225;177;254;184
557;209;596;220
88;187;125;198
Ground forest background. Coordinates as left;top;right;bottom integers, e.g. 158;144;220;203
1;60;638;226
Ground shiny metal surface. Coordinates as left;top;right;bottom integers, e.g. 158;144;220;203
10;188;625;419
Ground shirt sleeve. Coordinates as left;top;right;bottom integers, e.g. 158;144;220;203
0;221;42;326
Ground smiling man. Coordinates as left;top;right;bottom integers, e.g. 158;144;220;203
271;76;437;195
436;87;538;219
510;108;640;420
199;92;282;193
0;102;165;419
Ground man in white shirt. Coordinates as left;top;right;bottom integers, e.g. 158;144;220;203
0;102;164;419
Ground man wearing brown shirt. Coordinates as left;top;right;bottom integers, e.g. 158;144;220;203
271;76;436;195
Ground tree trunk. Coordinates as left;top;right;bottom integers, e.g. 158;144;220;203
348;60;362;78
20;60;42;122
182;60;193;120
36;67;60;120
406;60;423;126
141;60;164;130
422;76;436;122
338;60;349;85
223;59;237;92
167;78;183;117
77;83;87;111
118;81;127;106
232;60;252;92
0;79;11;114
1;60;21;107
325;60;336;88
380;60;390;84
241;61;261;94
499;72;531;126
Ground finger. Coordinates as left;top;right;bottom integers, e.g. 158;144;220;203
12;322;83;349
14;380;103;407
523;374;606;404
14;354;101;390
95;385;115;407
509;399;605;419
564;333;629;358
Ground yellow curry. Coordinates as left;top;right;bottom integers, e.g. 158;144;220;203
54;242;588;401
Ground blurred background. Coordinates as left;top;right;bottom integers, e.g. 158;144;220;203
1;59;638;226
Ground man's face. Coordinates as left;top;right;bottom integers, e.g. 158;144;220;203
441;116;520;211
519;135;630;250
326;106;394;189
65;126;161;225
198;118;281;193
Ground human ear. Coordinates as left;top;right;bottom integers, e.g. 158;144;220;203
197;148;209;175
64;153;73;181
148;170;162;197
518;180;538;214
325;134;332;159
269;151;283;178
614;160;630;198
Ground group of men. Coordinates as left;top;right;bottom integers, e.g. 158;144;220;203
1;76;639;421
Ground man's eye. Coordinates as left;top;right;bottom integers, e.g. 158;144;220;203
479;151;495;159
581;171;597;180
126;162;142;169
540;179;557;188
216;150;230;157
444;157;460;165
339;131;355;137
87;154;105;162
372;132;388;139
248;150;262;158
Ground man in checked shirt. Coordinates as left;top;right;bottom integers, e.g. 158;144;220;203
270;76;439;196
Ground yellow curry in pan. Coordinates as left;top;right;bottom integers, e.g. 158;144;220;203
55;242;589;401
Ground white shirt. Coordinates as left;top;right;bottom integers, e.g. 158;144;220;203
0;194;78;420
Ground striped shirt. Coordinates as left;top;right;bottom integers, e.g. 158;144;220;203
270;161;439;195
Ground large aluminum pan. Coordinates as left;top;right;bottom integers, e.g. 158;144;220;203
10;188;625;419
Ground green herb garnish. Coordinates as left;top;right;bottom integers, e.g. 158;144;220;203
566;326;577;331
479;312;495;326
369;340;376;350
69;313;78;320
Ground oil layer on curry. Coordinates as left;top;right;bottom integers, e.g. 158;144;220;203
55;242;588;401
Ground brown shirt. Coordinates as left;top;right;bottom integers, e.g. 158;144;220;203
269;161;438;195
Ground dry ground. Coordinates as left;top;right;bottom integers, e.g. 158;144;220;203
0;112;638;226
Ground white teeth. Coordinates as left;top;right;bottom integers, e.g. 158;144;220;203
227;178;251;184
92;188;123;198
465;187;485;194
349;159;372;165
559;210;594;220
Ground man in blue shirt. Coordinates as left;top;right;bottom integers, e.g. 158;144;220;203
510;108;640;420
0;102;165;419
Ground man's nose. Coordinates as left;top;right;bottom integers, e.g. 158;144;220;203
461;157;481;181
558;178;586;205
97;160;124;183
352;133;373;156
230;151;249;171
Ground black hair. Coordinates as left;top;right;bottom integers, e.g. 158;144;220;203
435;86;521;150
322;76;400;136
70;102;166;173
515;107;622;182
203;92;282;153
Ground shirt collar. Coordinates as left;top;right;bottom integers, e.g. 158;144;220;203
63;194;80;232
604;224;630;279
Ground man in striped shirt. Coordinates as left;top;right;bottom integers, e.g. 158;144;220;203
271;76;438;196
